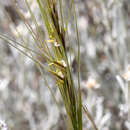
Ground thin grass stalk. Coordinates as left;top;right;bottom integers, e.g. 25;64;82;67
83;105;98;130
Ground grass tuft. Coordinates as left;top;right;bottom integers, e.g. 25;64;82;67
0;0;98;130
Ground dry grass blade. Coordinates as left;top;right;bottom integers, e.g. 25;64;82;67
83;105;99;130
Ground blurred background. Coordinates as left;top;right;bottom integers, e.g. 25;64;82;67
0;0;130;130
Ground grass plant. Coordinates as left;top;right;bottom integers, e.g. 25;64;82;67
0;0;98;130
